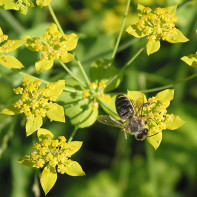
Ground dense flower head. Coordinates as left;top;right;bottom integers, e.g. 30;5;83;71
126;4;189;55
82;80;112;110
127;89;184;149
1;77;65;136
24;23;78;72
13;79;58;119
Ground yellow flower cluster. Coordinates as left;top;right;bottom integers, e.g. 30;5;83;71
30;134;79;174
143;96;171;136
136;6;178;41
24;23;78;62
13;80;57;119
0;27;8;44
82;80;112;110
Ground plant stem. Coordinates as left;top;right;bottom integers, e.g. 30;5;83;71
123;47;144;69
146;142;157;197
0;10;25;34
74;53;90;84
111;0;131;59
105;46;144;89
48;4;64;35
67;126;78;143
58;60;86;88
141;72;197;93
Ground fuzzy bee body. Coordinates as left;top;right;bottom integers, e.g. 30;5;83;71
98;94;149;141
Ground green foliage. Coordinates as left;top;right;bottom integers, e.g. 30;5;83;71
0;0;197;196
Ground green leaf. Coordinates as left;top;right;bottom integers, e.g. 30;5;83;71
17;155;35;167
47;80;65;98
166;29;189;43
165;115;185;130
58;78;98;128
46;104;65;123
146;39;160;55
35;59;54;73
26;115;43;136
37;128;54;140
0;55;24;69
67;141;83;156
65;160;85;176
99;94;119;119
1;103;21;115
40;166;57;195
155;89;174;102
90;59;122;92
126;25;146;38
147;131;162;150
181;54;197;68
36;0;52;8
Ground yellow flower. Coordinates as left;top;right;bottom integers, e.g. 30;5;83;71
24;23;79;73
0;27;24;69
126;4;189;55
1;77;65;136
127;89;184;149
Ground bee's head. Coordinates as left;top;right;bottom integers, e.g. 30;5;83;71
135;128;148;141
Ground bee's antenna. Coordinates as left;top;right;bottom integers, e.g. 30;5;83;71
148;132;159;138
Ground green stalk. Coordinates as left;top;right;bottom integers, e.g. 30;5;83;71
146;142;157;197
58;60;86;88
48;4;64;35
67;127;78;143
111;0;131;59
141;72;197;93
74;53;90;85
48;4;91;86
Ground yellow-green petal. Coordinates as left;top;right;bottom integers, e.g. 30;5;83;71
165;115;184;130
35;59;54;73
26;115;43;136
47;80;65;98
155;89;174;102
181;54;197;68
67;141;83;156
36;0;52;8
147;131;162;150
166;29;189;43
64;33;79;51
127;91;147;103
146;39;160;55
17;155;35;167
0;55;24;69
1;40;24;52
1;103;21;115
46;104;65;123
37;128;54;140
126;25;146;38
59;53;74;63
166;5;177;15
65;160;85;176
137;4;145;13
40;166;57;195
0;0;13;6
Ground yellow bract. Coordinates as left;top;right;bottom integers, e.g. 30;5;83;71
1;77;65;136
127;89;184;149
126;4;189;55
24;23;79;73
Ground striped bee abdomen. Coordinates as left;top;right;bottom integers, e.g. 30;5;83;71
115;94;134;120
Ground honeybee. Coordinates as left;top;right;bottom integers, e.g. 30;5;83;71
97;94;150;141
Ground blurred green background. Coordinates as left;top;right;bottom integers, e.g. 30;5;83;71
0;0;197;196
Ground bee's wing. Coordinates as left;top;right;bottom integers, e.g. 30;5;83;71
97;115;123;129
